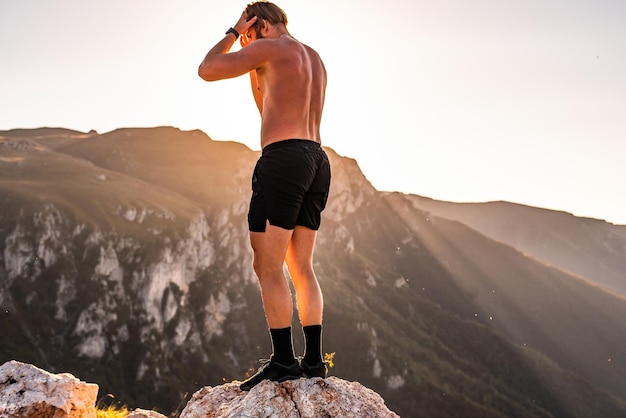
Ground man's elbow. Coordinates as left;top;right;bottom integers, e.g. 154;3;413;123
198;65;216;82
198;62;241;82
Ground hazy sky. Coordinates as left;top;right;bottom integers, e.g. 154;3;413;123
2;0;625;224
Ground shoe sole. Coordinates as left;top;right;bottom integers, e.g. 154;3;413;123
240;372;302;391
275;373;303;383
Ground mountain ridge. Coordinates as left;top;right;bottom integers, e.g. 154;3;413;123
394;193;626;298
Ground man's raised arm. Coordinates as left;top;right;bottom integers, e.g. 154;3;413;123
198;12;258;81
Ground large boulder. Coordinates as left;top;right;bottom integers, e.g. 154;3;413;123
180;377;400;418
0;360;98;418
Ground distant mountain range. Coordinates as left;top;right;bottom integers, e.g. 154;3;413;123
1;127;625;417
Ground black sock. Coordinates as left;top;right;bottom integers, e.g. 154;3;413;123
269;327;296;365
303;325;323;365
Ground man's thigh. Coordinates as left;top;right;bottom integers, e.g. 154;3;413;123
286;226;317;269
250;222;294;272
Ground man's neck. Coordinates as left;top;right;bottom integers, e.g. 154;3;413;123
264;24;290;40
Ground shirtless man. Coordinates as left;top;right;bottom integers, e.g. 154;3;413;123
198;2;330;391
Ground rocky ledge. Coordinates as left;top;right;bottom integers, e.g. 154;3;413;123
0;361;399;418
181;377;399;418
0;360;98;418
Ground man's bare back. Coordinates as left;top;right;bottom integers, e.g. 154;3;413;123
253;36;326;148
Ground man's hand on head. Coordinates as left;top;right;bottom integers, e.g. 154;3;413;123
233;11;258;46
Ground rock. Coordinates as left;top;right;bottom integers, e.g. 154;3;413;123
180;377;400;418
127;408;168;418
0;360;98;418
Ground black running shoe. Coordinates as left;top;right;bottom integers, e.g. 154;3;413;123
300;358;327;379
239;357;302;391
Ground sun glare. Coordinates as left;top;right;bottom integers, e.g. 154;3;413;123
2;0;626;223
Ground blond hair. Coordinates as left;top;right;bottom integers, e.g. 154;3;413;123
245;1;288;35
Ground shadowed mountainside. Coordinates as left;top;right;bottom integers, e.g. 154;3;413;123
1;127;625;417
397;195;626;297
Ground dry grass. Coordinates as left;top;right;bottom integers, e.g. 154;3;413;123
95;404;129;418
95;395;130;418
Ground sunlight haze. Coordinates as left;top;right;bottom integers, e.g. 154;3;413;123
1;0;625;224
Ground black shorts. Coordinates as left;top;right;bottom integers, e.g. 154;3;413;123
248;139;331;232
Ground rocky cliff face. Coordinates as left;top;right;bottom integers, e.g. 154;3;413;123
2;127;626;418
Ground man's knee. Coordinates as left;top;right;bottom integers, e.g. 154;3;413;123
252;254;267;277
287;260;316;282
252;254;284;280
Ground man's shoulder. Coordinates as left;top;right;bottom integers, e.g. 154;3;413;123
259;36;317;53
250;37;323;71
